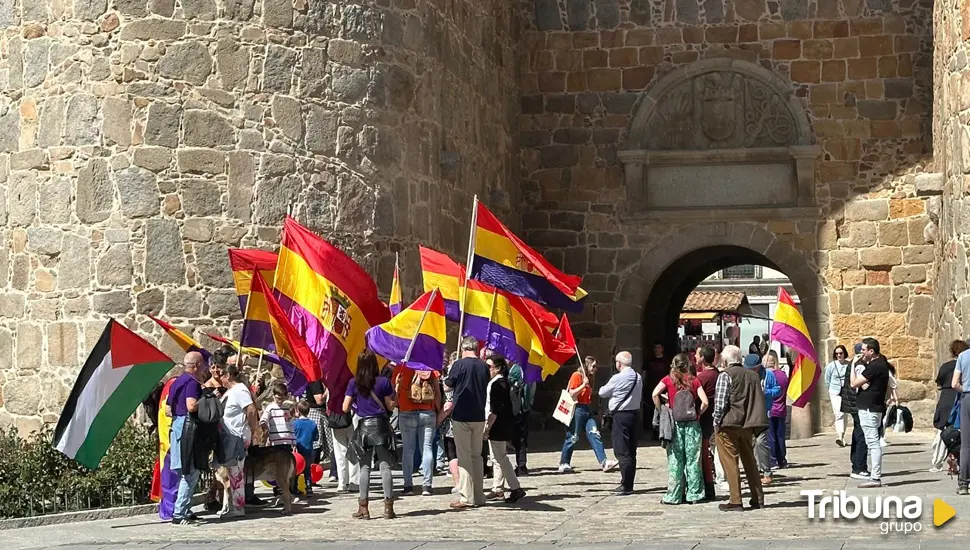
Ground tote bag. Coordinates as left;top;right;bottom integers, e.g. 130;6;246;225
553;390;576;427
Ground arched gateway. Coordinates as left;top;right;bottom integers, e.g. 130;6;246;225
614;58;825;437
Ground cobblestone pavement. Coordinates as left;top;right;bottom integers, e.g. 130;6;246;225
4;431;968;549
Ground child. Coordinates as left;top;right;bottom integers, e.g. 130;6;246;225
260;382;296;448
292;401;319;496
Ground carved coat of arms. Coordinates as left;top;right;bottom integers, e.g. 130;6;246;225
694;73;743;145
322;290;352;340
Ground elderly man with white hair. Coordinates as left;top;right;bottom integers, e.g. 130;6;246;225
598;351;642;496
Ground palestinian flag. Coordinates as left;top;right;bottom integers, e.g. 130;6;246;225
54;320;175;469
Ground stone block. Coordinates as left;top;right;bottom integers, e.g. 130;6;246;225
859;247;902;268
271;95;304;143
177;149;226;174
906;295;932;337
330;64;368;102
23;37;50;88
205;290;239;318
119;18;184;40
133;147;172;172
10;149;47;171
0;294;25;318
180;179;222;216
540;145;579;168
158;42;212;85
781;0;807;19
115;165;159;218
184;218;214;241
145;219;185;284
844;199;888;221
305;105;337;154
215;38;249;90
534;0;562;30
195;242;232;287
37;96;63;148
102;97;131;147
889;198;924;219
898;249;935;275
226;152;255;221
64;94;99;146
857;100;897;120
263;0;292;27
93;290;131;314
4;377;40;414
48;322;79;367
852;286;891;313
915;173;944;196
182;0;215;19
894;379;925;401
58;234;91;289
145;102;182;148
263;44;297;93
136;288;165;315
76;158;112;222
877;220;908;246
166;289;202;317
96;244;133;286
838;221;876;247
183;110;234;147
26;227;62;256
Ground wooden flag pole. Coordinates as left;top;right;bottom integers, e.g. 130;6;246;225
404;288;438;363
456;195;479;353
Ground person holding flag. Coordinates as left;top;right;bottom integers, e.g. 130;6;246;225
559;356;619;474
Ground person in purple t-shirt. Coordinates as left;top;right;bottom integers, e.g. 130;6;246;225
165;351;205;525
765;351;790;469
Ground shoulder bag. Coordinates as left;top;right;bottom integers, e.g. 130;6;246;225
603;372;640;431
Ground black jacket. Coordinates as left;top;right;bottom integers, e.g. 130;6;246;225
840;357;862;415
486;377;515;442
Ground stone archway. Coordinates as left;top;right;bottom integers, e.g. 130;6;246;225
611;222;826;437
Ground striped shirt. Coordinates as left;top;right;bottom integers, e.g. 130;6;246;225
712;370;732;428
260;402;295;446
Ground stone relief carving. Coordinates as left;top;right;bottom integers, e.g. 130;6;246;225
641;70;800;150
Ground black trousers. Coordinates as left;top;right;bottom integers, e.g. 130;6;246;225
850;412;868;473
512;413;529;469
611;410;639;491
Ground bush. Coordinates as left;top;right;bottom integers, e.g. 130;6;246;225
0;422;158;518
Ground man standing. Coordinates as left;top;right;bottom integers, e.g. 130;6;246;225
851;337;891;488
842;343;870;480
951;339;970;494
695;346;720;501
445;337;490;508
166;351;205;525
748;336;762;357
643;343;667;439
599;351;642;496
713;345;768;511
394;362;441;496
745;353;780;485
508;362;533;476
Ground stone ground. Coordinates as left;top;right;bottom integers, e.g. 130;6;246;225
2;430;968;549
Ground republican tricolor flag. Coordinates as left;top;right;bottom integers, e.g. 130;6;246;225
770;287;819;408
366;289;447;372
389;253;403;316
54;320;175;470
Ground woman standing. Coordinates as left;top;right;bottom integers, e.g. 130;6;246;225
344;350;397;520
215;365;259;518
824;346;851;446
304;379;333;478
935;340;969;430
765;351;789;469
484;356;526;503
558;357;618;473
651;353;708;505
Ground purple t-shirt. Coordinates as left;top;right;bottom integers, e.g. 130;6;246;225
345;377;393;418
167;372;202;417
770;369;789;418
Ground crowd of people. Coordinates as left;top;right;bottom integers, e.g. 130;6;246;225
159;331;919;525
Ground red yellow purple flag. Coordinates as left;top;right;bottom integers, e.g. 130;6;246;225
273;217;391;410
245;270;321;383
389;253;403;316
148;316;211;365
366;290;447;372
770;287;818;408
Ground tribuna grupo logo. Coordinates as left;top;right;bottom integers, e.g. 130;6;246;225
802;490;955;535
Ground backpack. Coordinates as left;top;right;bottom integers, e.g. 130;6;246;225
408;372;435;404
942;426;961;455
196;388;224;424
671;378;697;422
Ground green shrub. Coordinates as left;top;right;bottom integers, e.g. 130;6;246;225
0;422;157;518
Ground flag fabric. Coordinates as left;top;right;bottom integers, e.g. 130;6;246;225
389;254;403;316
154;377;178;520
366;290;447;372
54;320;175;470
207;332;308;396
229;248;279;314
461;278;572;382
556;315;578;358
274;217;391;411
244;270;321;384
419;246;465;322
770;287;819;408
470;201;587;313
149;316;212;365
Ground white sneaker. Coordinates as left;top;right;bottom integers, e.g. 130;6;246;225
451;487;459;494
217;508;244;519
849;471;871;480
602;459;619;472
558;464;574;473
880;438;888;448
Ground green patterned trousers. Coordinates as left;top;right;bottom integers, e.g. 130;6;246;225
662;420;705;504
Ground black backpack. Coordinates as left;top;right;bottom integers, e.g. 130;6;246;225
671;378;698;422
197;388;224;424
942;426;961;455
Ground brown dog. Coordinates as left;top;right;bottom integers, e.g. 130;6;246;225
215;445;297;515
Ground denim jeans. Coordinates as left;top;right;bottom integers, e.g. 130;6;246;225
849;412;868;473
560;404;607;465
858;409;884;480
400;410;435;489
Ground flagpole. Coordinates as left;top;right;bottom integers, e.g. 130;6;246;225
240;274;267;374
456;195;479;353
404;289;438;363
484;287;498;354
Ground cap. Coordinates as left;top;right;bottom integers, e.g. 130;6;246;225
743;354;762;369
853;343;863;354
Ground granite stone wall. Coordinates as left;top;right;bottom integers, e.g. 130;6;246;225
0;0;520;432
519;0;939;424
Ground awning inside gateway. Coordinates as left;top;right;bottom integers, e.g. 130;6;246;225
679;312;718;321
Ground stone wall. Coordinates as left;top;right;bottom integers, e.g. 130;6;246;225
0;0;520;432
931;0;970;372
519;0;940;423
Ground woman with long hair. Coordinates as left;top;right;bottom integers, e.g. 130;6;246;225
343;350;397;520
651;353;709;504
935;340;968;430
823;345;851;446
558;357;618;473
483;355;526;503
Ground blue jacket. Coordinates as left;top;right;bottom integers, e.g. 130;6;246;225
760;368;780;413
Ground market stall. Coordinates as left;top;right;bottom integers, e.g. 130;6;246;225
678;291;753;354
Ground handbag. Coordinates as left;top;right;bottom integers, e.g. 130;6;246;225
327;410;352;430
552;390;576;427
